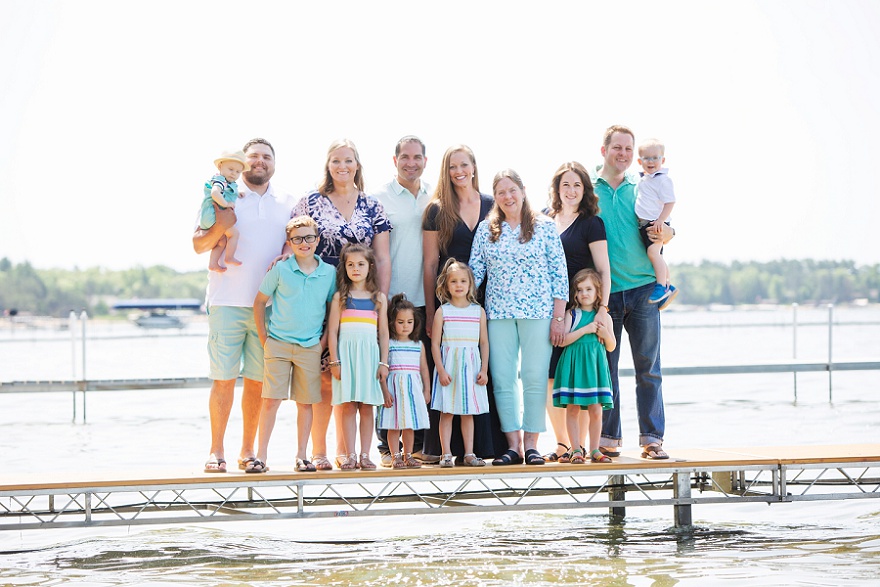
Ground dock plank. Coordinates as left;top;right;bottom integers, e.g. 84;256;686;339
3;444;877;493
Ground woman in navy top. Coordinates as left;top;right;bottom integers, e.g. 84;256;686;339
543;161;611;462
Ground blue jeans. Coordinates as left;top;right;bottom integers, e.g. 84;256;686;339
601;282;664;447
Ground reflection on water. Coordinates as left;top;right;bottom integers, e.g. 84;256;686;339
3;511;880;586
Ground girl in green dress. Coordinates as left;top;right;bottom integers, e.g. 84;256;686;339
552;269;616;463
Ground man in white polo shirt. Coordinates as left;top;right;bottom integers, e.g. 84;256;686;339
193;138;297;473
372;135;434;465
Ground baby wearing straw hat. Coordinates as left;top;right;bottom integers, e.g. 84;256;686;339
199;150;250;272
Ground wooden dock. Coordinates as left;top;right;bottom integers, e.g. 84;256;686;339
1;444;878;531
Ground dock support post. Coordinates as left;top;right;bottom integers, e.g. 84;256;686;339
608;474;626;520
673;472;692;528
85;492;92;523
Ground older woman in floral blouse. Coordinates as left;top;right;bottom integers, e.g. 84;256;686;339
469;169;568;466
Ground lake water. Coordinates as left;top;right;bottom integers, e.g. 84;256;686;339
1;306;879;585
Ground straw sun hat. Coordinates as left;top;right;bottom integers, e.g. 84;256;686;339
214;150;251;172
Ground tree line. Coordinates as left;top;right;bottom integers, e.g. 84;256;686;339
0;257;878;317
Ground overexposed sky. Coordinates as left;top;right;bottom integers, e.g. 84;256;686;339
2;0;879;271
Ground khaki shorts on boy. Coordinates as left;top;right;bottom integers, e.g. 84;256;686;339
262;337;322;403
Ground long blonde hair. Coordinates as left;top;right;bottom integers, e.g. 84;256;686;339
424;145;480;254
488;169;535;244
435;258;478;305
336;243;381;308
317;139;365;195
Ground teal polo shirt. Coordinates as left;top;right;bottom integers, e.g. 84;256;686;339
593;168;656;293
258;255;336;346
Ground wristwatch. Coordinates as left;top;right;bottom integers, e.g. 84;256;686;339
553;316;564;322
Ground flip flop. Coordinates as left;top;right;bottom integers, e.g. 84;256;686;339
296;458;317;472
641;444;669;460
599;447;621;458
238;456;256;470
524;449;545;466
245;458;269;473
204;457;227;473
492;449;523;466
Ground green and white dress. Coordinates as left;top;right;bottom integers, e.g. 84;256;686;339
552;309;614;410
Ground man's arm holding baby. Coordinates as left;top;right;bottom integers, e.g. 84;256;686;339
193;204;236;254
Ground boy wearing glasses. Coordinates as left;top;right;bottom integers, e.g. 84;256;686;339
251;216;336;473
636;139;678;307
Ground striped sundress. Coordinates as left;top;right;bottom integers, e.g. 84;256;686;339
431;303;489;415
377;339;430;431
332;296;384;406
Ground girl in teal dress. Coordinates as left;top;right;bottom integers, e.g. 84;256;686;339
552;269;616;463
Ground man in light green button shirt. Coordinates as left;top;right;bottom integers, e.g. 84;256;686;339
372;135;433;464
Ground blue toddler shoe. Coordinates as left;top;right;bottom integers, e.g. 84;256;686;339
648;283;670;304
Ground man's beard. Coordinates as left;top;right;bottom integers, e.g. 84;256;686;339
244;169;269;186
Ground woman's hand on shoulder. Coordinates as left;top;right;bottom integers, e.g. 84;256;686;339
268;253;291;271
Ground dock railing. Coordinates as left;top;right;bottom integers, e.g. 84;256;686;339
1;304;878;422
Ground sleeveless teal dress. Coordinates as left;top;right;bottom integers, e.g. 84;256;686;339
552;309;614;409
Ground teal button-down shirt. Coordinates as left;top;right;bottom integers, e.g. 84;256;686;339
593;169;656;293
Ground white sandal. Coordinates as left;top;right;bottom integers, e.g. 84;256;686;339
439;453;455;468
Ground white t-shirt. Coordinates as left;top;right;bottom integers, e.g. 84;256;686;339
205;182;297;307
635;168;676;221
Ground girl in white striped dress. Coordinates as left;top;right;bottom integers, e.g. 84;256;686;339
430;259;490;467
377;294;431;469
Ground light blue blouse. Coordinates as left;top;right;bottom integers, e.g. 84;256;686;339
469;216;568;320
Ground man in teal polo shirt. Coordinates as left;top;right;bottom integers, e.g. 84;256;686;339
594;125;674;460
251;216;337;473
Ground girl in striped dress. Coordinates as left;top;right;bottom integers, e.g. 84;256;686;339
431;259;489;468
377;294;432;469
328;244;390;470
